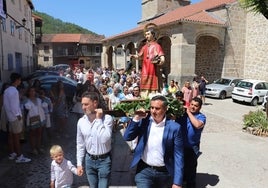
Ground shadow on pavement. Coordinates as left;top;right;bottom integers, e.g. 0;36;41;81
196;172;219;187
110;127;136;186
0;112;137;188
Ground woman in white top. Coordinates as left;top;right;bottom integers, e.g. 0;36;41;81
24;86;46;155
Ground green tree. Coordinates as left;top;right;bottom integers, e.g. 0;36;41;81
33;11;100;35
239;0;268;19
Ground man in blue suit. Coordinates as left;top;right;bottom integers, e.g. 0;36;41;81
124;95;184;188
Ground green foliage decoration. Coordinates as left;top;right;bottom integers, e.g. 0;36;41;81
114;96;185;117
113;98;150;116
166;97;185;118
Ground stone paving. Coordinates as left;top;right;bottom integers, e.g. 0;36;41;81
1;98;268;188
0;112;136;188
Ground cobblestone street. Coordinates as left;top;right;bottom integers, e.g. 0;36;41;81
0;112;136;188
1;98;268;187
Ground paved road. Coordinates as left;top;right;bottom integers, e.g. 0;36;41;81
197;98;268;188
0;111;136;188
0;97;268;188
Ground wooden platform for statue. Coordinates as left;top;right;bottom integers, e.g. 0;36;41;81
104;110;126;117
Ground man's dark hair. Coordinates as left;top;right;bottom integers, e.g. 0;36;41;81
151;95;168;107
10;72;21;84
133;85;140;91
192;97;203;107
149;29;156;38
81;91;99;103
125;61;133;72
175;91;184;98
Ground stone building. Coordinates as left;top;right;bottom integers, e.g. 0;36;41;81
101;0;268;89
38;34;104;70
0;0;38;82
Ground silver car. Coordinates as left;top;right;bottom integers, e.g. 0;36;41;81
205;77;242;99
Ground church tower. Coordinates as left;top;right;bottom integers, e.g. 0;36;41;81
140;0;190;23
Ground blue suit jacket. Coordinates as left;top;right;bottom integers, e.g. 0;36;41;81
123;115;184;186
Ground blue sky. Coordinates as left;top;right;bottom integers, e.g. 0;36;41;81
32;0;201;37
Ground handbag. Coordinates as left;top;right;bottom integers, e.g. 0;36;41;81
29;115;41;126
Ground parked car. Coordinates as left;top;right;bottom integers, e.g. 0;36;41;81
23;70;59;81
205;77;242;99
232;79;268;106
37;75;77;86
262;92;268;110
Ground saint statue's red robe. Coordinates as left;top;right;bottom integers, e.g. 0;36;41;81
138;41;164;94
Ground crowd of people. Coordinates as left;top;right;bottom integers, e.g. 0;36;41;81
64;63;207;188
0;22;209;188
0;67;207;187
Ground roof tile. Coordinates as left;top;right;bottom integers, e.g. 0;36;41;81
51;34;81;43
105;0;236;40
182;11;225;25
42;34;104;43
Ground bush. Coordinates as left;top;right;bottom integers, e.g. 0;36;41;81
243;110;268;136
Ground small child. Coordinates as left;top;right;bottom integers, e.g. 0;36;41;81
50;145;80;188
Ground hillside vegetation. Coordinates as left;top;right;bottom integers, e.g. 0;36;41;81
34;11;99;35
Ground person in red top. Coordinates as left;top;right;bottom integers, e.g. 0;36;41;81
87;69;94;84
181;81;193;107
131;23;165;97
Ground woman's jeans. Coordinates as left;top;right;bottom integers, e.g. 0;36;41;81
85;153;111;188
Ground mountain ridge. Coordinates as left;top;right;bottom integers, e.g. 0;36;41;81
34;11;101;36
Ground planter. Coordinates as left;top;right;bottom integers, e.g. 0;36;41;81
243;127;268;137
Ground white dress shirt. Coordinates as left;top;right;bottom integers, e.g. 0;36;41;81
51;158;77;188
142;117;166;167
76;114;113;166
3;86;22;122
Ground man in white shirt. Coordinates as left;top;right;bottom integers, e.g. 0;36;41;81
76;91;113;188
3;72;31;163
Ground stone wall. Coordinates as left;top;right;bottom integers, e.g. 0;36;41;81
141;0;188;22
223;2;247;78
102;0;268;87
195;36;224;82
244;12;268;81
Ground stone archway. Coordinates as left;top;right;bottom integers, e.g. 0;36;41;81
158;36;171;91
195;36;224;82
126;42;136;72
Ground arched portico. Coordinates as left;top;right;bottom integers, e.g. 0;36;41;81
102;23;226;88
194;28;226;81
195;36;225;82
157;36;171;90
